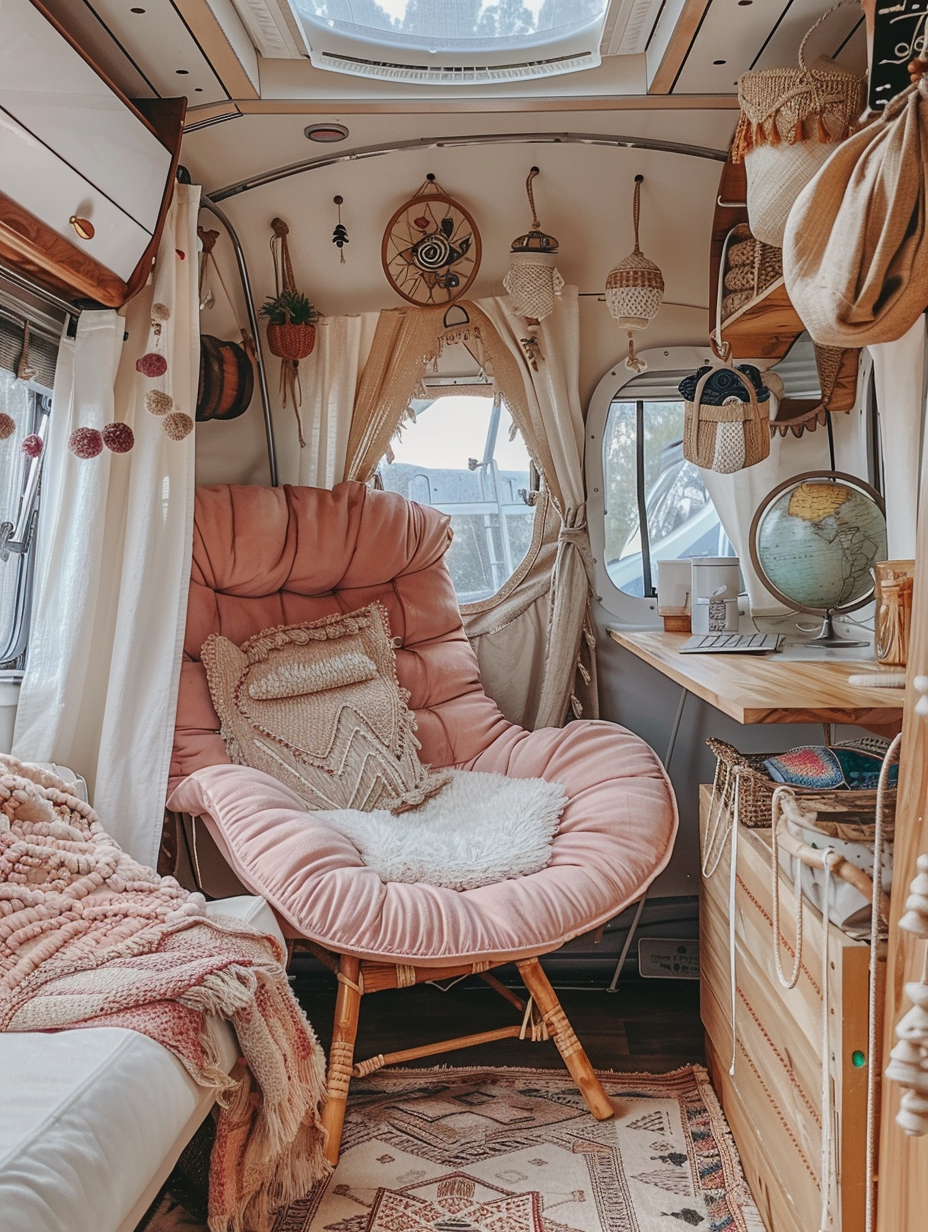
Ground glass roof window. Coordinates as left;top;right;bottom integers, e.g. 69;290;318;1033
292;1;610;84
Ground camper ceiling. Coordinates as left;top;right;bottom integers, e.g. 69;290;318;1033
38;0;866;110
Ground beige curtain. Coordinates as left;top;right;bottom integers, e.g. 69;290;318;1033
341;289;596;729
474;289;597;727
298;312;379;488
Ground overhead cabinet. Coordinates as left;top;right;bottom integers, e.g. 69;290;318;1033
0;0;184;307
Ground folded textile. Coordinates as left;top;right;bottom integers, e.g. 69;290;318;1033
0;755;328;1232
764;743;899;790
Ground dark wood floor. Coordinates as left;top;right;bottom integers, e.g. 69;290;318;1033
290;970;705;1073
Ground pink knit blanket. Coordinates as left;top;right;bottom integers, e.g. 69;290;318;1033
0;756;328;1232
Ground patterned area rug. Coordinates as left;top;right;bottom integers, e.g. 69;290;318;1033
142;1065;764;1232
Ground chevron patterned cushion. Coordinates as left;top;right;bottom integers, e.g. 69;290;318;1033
201;602;450;815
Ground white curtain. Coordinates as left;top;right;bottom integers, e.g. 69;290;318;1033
13;184;201;867
475;288;596;726
868;315;927;559
701;370;871;616
296;312;379;488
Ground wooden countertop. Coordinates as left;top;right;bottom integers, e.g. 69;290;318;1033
607;629;904;727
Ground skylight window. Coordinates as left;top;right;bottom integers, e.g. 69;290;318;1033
291;0;610;84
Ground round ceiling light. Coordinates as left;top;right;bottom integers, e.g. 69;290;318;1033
305;123;350;143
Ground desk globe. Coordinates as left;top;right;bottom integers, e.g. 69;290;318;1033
749;471;886;647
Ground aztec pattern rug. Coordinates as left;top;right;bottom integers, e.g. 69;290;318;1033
142;1065;764;1232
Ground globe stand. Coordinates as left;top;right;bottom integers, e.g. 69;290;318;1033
809;608;869;649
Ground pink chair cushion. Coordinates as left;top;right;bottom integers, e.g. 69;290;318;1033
169;482;677;964
169;716;675;964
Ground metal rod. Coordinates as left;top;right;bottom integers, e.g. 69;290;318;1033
210;131;728;202
199;196;279;488
0;263;80;319
607;893;648;992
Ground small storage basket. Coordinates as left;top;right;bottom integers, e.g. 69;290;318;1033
720;223;782;322
707;736;897;832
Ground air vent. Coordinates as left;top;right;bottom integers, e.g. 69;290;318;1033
320;51;597;86
603;0;665;56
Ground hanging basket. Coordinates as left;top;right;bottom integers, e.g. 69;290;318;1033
266;322;316;361
605;175;664;372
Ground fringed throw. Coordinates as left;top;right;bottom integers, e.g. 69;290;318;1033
0;756;328;1232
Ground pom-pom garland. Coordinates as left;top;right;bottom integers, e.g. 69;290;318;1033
0;412;15;441
162;411;194;441
21;434;43;459
136;353;168;378
102;422;135;454
151;302;171;323
68;427;104;459
144;390;173;417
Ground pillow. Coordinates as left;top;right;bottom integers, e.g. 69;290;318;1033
317;769;566;891
201;602;451;814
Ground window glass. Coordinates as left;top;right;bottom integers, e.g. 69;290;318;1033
603;396;733;598
0;370;50;669
379;393;536;604
295;0;607;51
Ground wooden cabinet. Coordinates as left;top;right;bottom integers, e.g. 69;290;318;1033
0;0;183;307
699;785;881;1232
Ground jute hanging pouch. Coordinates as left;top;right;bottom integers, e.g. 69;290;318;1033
732;0;865;248
679;352;771;474
783;79;928;347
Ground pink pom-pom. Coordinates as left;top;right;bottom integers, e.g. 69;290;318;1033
136;352;168;378
68;427;103;459
0;412;15;441
162;411;194;441
21;434;43;459
102;422;135;453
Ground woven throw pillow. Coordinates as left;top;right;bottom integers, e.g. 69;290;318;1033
201;603;451;815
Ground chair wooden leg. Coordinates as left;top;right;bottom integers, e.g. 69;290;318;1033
321;955;362;1165
516;957;615;1121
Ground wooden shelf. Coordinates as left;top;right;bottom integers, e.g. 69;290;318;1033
709;158;803;361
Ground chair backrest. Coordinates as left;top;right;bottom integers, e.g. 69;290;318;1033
170;482;509;792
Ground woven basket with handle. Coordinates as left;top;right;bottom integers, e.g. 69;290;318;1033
707;736;897;832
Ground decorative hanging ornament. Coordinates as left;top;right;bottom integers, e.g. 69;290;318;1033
503;167;564;326
382;174;481;306
332;196;349;263
605;175;664;374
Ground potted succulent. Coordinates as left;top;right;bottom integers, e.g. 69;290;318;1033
259;288;320;361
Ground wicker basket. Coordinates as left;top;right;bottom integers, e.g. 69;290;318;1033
707;736;897;833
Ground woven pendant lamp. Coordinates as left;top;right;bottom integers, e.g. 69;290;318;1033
605;175;664;373
503;167;564;324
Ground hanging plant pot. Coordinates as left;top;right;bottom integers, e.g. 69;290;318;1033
266;322;316;361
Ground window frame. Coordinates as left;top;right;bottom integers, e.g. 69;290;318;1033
378;382;542;608
0;384;50;671
586;344;717;626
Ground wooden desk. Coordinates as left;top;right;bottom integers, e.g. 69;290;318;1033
607;629;904;728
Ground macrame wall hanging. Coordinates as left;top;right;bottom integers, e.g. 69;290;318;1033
503;167;563;325
262;217;319;447
605;175;665;374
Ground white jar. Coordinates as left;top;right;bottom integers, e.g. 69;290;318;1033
691;557;741;604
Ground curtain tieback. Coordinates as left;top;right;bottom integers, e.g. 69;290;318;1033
555;520;595;589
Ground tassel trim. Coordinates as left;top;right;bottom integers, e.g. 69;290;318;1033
731;105;857;163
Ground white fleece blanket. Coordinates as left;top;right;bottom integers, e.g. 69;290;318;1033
317;769;566;890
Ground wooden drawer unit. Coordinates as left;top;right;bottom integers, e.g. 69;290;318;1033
698;785;881;1232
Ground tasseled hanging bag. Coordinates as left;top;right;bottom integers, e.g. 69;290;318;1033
732;0;865;248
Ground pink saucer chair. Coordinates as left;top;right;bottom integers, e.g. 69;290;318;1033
168;482;677;1162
